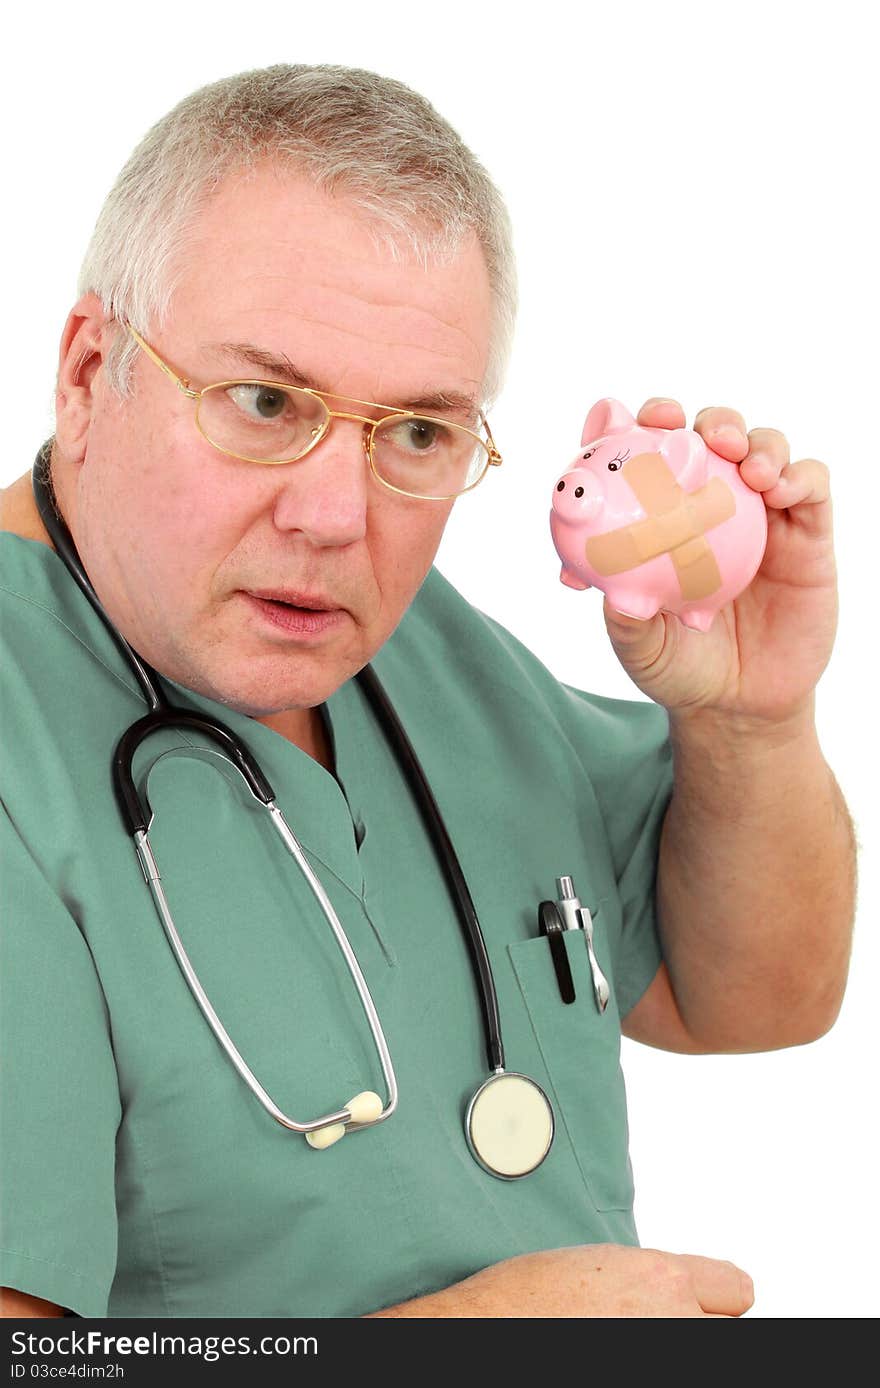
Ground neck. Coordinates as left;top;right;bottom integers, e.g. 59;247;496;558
255;706;336;774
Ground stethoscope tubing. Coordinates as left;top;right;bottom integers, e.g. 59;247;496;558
132;798;399;1134
33;446;169;715
354;666;504;1072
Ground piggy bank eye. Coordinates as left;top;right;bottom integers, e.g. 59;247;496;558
582;448;595;460
607;448;630;472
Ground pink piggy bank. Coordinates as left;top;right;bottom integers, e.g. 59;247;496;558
550;397;768;632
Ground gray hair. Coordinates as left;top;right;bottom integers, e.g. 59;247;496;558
77;63;517;407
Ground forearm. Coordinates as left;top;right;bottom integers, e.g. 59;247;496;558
365;1254;576;1317
657;697;857;1050
362;1244;755;1317
364;1285;481;1317
364;1265;517;1317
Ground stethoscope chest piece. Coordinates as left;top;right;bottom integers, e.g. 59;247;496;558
464;1071;554;1180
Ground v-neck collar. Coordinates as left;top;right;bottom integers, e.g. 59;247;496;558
160;671;370;901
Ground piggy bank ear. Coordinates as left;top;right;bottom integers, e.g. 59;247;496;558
581;397;636;446
664;427;708;489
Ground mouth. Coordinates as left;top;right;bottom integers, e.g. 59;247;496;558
245;587;344;612
242;589;348;640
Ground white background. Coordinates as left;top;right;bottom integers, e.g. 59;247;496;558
3;0;876;1318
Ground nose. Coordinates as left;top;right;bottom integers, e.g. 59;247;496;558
552;469;602;521
270;418;372;548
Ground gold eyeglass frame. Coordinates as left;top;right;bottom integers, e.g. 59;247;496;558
125;325;502;502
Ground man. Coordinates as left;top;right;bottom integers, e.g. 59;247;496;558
0;64;855;1319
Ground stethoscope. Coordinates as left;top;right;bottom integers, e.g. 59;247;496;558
31;445;555;1180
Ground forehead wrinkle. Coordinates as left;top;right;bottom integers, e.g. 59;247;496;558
253;309;472;355
235;269;481;341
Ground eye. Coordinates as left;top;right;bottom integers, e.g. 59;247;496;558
381;417;450;454
582;448;595;460
607;448;630;472
225;383;292;422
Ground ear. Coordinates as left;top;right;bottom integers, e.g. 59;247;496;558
580;397;636;447
663;426;708;490
54;293;115;464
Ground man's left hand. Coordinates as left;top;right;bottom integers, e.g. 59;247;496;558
602;398;838;726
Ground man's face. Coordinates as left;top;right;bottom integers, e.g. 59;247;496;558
66;167;493;717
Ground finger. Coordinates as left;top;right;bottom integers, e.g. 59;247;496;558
636;397;686;430
602;593;661;633
674;1253;755;1316
761;456;831;513
694;405;749;461
738;426;791;492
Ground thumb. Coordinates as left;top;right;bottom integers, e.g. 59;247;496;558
602;595;664;650
601;596;674;697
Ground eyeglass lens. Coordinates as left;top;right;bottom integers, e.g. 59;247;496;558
197;382;489;496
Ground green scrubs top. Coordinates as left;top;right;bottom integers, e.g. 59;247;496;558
0;532;674;1318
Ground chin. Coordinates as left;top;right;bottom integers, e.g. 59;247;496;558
197;655;362;718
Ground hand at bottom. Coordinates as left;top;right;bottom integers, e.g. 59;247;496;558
372;1243;755;1318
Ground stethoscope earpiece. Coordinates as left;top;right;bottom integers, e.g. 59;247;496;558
305;1091;385;1150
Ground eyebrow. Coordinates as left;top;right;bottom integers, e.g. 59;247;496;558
203;340;481;420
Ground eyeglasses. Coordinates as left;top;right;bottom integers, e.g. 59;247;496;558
125;326;503;502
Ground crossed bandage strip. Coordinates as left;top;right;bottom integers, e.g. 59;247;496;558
584;451;736;601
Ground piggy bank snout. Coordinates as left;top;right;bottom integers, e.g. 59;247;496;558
552;469;602;520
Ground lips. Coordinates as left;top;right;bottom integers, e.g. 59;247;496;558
243;591;347;639
245;588;342;611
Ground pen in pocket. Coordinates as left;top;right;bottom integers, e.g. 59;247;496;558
554;876;610;1014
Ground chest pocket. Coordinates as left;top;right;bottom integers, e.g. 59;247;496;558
507;908;634;1212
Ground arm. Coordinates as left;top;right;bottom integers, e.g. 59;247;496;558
0;807;121;1319
1;1254;751;1320
363;1245;754;1317
630;700;856;1052
1;1287;63;1317
603;397;854;1053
